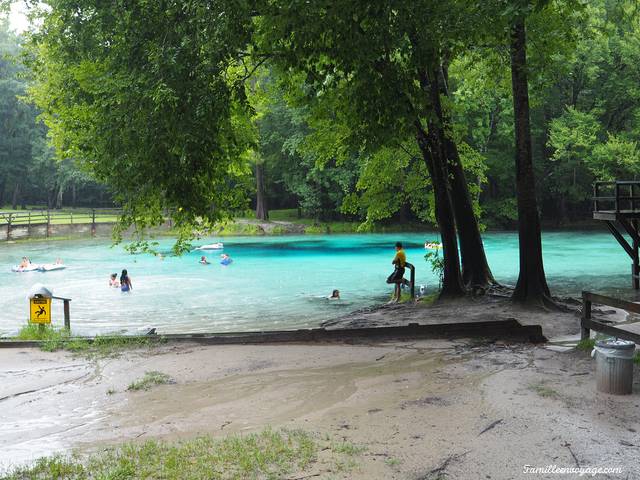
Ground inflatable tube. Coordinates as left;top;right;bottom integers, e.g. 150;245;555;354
195;242;224;251
220;258;233;266
37;264;66;272
11;264;40;273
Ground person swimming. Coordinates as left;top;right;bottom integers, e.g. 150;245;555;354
109;273;120;288
120;269;132;292
220;253;233;265
329;289;340;300
199;256;210;265
19;257;31;269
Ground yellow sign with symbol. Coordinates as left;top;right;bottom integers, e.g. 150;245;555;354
30;297;51;324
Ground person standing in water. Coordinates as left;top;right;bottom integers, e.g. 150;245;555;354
120;269;132;292
386;242;406;303
109;273;120;288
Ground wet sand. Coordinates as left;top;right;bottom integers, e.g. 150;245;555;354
2;337;639;479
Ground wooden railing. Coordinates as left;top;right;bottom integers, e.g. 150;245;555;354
0;208;122;241
594;181;640;213
581;291;640;344
0;208;122;226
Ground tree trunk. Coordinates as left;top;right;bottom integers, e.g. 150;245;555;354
255;162;268;221
72;184;77;207
509;17;552;307
415;112;464;297
444;138;496;288
434;64;495;288
11;183;20;210
55;184;64;209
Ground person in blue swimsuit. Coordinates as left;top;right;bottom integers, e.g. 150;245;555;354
120;269;133;292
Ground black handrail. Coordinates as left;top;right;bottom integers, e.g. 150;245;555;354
405;262;416;299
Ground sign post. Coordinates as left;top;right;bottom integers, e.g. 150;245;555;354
30;296;52;324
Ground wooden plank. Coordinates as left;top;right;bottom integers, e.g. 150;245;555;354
582;318;640;345
583;291;640;315
604;221;634;258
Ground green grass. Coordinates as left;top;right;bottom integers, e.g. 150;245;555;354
13;324;162;357
330;441;367;456
1;428;334;480
127;371;175;391
575;338;596;352
634;352;640;364
1;429;363;479
385;457;402;467
529;382;560;399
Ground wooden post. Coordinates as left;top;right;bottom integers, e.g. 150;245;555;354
6;213;11;241
593;182;599;212
27;211;31;237
91;209;96;236
63;300;70;330
581;291;591;340
615;182;620;212
46;210;51;238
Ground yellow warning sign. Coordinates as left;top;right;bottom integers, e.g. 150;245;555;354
30;297;51;324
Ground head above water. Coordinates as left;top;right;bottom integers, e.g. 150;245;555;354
110;273;117;279
395;242;403;250
121;269;128;279
331;289;340;298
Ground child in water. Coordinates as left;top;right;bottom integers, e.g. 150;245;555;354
109;273;120;288
199;256;210;265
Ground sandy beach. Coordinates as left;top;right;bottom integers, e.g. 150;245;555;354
2;314;639;480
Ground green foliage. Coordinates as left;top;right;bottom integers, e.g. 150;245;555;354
575;338;596;352
127;371;174;391
26;1;257;251
424;244;445;289
0;429;366;479
14;325;159;357
2;428;336;480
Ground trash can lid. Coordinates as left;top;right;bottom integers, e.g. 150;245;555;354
595;339;636;350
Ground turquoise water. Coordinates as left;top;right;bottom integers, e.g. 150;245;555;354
0;232;636;336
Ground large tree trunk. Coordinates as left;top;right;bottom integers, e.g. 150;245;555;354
444;139;496;288
255;162;268;221
434;63;495;288
415;67;465;298
509;17;552;307
11;183;20;210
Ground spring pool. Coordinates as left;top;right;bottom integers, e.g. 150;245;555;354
0;231;635;336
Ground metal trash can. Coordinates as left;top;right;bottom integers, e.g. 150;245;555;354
592;339;636;395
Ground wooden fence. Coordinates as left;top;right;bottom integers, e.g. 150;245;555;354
0;208;122;241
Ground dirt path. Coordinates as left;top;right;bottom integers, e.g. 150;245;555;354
2;339;639;479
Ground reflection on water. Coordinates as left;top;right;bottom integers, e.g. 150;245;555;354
0;231;637;335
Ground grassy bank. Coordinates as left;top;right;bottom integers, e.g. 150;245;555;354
13;324;162;357
2;428;363;480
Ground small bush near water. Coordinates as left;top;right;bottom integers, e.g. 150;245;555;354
0;429;356;480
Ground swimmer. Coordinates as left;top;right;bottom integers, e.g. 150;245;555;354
328;289;340;300
220;253;233;265
120;269;132;292
109;273;120;288
19;257;31;268
54;258;63;265
199;255;210;265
